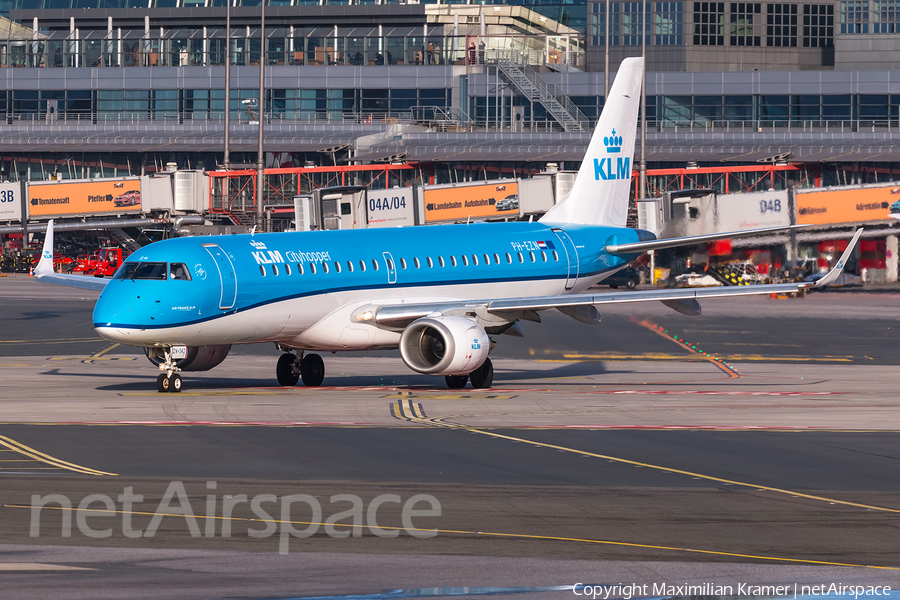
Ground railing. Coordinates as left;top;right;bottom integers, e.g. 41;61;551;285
8;110;900;135
0;35;585;71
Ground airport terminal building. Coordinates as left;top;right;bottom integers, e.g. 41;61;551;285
0;0;897;280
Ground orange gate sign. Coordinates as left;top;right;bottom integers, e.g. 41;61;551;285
28;179;142;218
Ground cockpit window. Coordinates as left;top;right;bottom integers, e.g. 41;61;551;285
114;263;140;280
114;262;168;280
170;263;191;280
134;262;168;280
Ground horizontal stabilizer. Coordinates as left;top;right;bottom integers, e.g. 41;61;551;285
605;224;810;255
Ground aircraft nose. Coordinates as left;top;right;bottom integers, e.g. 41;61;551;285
92;284;152;343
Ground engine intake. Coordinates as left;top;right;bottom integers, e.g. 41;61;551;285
145;345;232;372
399;316;489;376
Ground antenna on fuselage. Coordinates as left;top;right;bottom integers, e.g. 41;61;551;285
250;225;257;236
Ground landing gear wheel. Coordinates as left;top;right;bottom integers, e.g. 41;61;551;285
167;373;183;393
300;353;325;387
445;374;468;389
469;358;494;389
276;353;300;386
157;373;170;393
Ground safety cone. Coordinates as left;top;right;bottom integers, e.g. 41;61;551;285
29;267;33;277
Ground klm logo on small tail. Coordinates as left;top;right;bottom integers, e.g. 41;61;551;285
593;128;631;181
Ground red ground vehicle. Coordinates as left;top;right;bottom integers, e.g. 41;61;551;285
53;255;76;273
72;252;101;274
73;248;127;276
91;248;127;277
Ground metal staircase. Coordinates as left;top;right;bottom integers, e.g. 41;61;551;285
494;53;591;133
108;228;143;253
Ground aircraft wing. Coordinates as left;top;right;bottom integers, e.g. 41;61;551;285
32;219;110;291
361;229;863;329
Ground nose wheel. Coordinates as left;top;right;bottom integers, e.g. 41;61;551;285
157;372;183;393
155;347;183;393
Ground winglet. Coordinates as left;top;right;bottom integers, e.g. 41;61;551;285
808;228;864;289
33;219;55;278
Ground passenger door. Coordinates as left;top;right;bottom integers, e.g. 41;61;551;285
203;243;237;310
551;228;579;290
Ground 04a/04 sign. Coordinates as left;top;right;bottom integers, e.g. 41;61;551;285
366;187;414;228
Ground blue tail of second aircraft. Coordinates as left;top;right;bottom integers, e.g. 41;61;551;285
540;57;644;228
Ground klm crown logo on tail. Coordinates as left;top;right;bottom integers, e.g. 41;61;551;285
593;128;630;181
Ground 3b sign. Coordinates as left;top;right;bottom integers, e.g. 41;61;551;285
0;182;21;221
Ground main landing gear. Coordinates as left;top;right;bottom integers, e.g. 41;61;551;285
156;347;183;393
444;357;494;390
275;347;325;387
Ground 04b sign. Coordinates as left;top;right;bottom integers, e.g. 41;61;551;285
0;182;21;222
28;179;142;218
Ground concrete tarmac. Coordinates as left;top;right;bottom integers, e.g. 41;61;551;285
0;274;898;599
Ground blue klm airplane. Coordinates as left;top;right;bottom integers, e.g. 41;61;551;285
34;58;861;393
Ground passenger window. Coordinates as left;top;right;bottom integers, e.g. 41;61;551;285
298;262;304;274
493;253;499;264
310;263;317;274
439;256;445;267
541;251;547;262
400;258;407;269
427;257;433;268
517;252;524;263
462;255;469;266
359;260;366;272
259;265;266;277
552;250;559;261
471;254;478;266
414;257;420;268
506;253;512;264
529;251;536;262
450;256;457;267
323;262;329;274
387;257;394;270
334;261;341;273
284;263;292;276
170;263;191;280
272;264;279;276
347;261;353;273
372;259;379;271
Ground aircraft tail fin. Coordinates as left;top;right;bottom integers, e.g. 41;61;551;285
540;57;644;227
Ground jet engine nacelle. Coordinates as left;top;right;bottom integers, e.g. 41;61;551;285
145;345;232;372
399;316;489;376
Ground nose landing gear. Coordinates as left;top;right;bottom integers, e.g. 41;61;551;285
156;347;183;393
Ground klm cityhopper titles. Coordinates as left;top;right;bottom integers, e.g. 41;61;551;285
34;57;861;393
